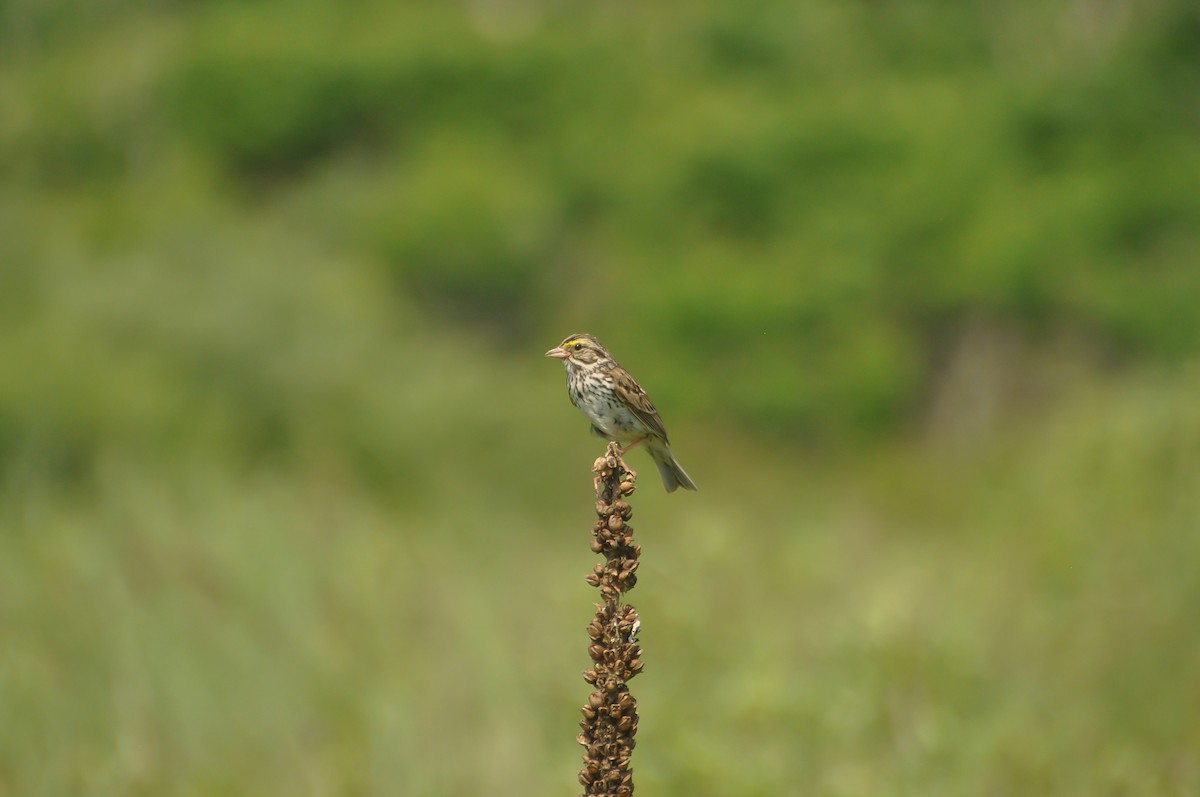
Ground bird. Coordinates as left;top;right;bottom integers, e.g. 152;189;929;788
545;333;697;493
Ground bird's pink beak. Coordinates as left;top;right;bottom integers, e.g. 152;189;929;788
545;346;569;360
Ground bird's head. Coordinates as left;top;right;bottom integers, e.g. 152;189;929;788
545;334;610;367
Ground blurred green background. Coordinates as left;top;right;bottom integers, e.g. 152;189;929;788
2;0;1199;794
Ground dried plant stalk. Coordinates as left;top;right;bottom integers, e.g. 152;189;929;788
577;442;642;797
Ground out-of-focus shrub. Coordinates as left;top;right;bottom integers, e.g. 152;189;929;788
4;0;1197;446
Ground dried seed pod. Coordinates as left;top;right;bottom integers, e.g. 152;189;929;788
580;443;642;797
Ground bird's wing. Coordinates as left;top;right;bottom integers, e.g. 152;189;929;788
610;364;670;443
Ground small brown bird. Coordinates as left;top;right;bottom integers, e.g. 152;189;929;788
545;333;697;493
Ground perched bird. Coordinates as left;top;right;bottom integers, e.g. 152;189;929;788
545;333;697;493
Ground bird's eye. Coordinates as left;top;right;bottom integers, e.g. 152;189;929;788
573;343;583;350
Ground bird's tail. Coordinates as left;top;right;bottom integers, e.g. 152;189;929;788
649;440;698;493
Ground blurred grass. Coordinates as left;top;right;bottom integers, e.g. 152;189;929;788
1;0;1199;794
2;371;1197;795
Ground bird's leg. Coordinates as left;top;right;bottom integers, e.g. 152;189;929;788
613;438;646;481
619;437;647;455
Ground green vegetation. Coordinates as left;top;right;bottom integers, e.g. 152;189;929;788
1;0;1197;794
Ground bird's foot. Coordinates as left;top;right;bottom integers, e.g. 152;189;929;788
593;441;639;496
593;450;618;496
612;455;638;482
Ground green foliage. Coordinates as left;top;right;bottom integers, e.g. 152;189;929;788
6;0;1198;440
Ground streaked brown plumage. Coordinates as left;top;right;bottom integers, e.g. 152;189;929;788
545;333;697;493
